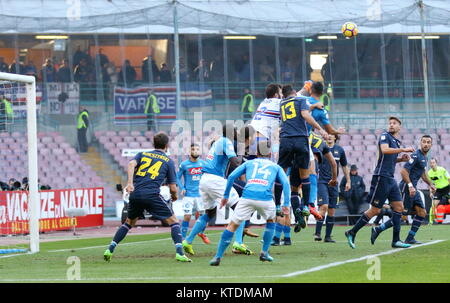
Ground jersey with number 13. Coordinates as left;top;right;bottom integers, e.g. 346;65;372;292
131;150;177;198
279;96;311;138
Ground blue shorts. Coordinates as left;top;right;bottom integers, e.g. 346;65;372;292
366;176;402;208
128;194;174;220
278;136;310;170
399;182;425;211
317;183;339;209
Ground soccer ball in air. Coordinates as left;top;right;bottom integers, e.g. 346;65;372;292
341;22;358;38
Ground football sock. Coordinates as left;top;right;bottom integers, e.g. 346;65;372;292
274;222;283;239
315;219;324;235
377;219;394;232
282;225;291;239
406;215;425;241
109;222;132;253
350;213;370;235
170;223;184;255
181;220;190;238
392;211;402;243
309;174;318;205
215;229;234;259
235;221;246;244
186;214;209;244
262;223;275;253
325;216;335;238
301;177;311;207
290;192;300;213
274;182;282;207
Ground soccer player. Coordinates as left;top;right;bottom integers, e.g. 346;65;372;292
103;132;191;262
303;81;345;222
428;158;450;223
177;143;210;243
277;84;329;233
182;123;245;256
209;141;291;266
345;117;414;249
373;135;435;244
315;134;350;243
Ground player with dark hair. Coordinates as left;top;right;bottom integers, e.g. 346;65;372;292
371;135;435;245
276;84;329;233
104;131;192;262
209;141;291;266
345;117;415;249
177;143;209;243
182;123;248;256
314;133;350;243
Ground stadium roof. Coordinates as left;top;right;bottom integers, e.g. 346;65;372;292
0;0;448;35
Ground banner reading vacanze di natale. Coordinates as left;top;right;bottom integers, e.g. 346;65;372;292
114;86;176;125
0;188;104;235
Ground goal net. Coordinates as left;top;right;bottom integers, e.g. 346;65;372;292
0;72;39;255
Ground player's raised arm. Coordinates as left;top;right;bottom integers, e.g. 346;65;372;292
380;143;414;155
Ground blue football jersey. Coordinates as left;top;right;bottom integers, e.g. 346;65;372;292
202;137;237;177
279;96;311;138
224;158;291;207
131;150;176;198
176;159;205;197
399;149;427;188
307;97;331;133
374;131;402;178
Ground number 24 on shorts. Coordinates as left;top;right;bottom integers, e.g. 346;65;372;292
136;157;163;179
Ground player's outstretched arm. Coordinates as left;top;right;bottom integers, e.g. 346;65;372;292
276;167;291;211
380;143;414;155
324;124;346;135
301;110;329;139
421;171;436;193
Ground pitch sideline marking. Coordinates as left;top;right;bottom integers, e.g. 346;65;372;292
281;239;444;278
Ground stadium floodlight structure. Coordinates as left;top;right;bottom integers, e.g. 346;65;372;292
0;72;39;253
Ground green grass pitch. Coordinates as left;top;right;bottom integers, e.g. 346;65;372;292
1;225;449;283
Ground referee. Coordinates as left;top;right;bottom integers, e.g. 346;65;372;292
428;158;450;220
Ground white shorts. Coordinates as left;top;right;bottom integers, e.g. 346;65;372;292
231;198;276;225
199;173;240;210
181;196;205;215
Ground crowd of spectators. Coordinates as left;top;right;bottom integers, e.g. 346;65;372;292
0;177;51;191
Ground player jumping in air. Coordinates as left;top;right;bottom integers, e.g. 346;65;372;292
104;132;192;262
209;141;291;266
177;143;210;244
371;135;436;245
276;84;329;234
345;117;414;249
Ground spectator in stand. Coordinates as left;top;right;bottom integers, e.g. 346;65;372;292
40;58;56;83
73;45;89;68
281;60;295;82
118;60;136;86
0;57;8;72
96;48;109;67
7;178;16;190
106;61;118;85
142;54;160;83
340;164;366;224
74;58;91;83
209;54;224;82
159;63;172;82
177;57;189;82
193;59;210;82
56;59;72;82
0;180;9;191
24;60;37;78
9;60;25;74
236;55;250;82
259;58;275;82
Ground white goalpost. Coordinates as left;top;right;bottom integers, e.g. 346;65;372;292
0;72;39;253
